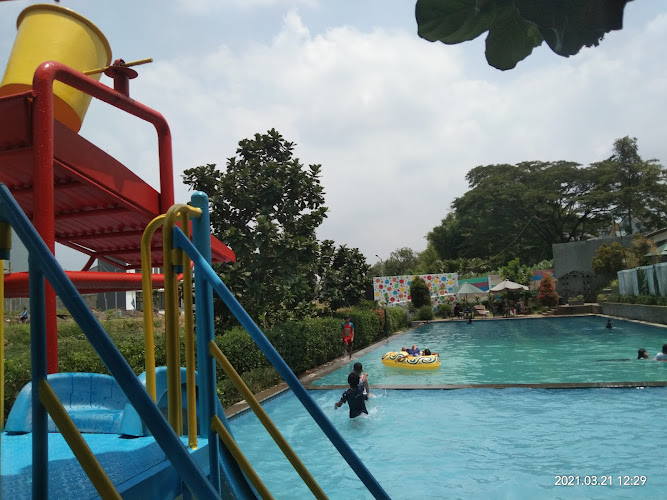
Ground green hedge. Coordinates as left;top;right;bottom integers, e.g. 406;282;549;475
3;307;410;418
608;295;667;306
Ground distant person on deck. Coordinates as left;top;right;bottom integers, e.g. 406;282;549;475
655;344;667;361
19;307;29;323
341;316;355;359
334;371;368;418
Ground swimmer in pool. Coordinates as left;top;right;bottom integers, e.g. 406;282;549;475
655;344;667;361
597;348;650;362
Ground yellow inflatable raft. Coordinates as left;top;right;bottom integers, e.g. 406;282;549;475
381;351;441;370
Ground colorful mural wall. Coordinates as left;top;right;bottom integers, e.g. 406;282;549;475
373;273;458;306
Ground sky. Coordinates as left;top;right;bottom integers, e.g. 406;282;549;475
2;0;667;270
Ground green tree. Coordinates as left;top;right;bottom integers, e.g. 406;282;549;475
318;240;370;311
415;244;445;274
500;257;532;286
537;273;558;307
384;247;419;276
591;242;626;275
427;212;462;260
410;276;432;309
182;129;328;327
443;160;613;266
626;233;659;268
594;137;667;235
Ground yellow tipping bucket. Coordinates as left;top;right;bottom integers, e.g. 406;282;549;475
0;4;111;132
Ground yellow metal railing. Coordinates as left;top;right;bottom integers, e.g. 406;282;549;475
141;204;328;499
210;414;274;500
39;379;121;499
209;341;328;499
140;214;166;402
162;204;200;448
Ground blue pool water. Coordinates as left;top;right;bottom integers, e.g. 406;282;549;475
229;388;667;499
313;317;667;386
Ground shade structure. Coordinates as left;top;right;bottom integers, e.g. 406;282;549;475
489;280;529;292
454;282;487;302
455;282;486;295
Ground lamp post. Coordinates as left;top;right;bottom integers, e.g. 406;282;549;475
375;254;384;277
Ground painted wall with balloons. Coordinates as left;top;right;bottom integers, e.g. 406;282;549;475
373;273;459;307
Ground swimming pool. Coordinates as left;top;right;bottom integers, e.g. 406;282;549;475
313;317;667;386
229;388;666;499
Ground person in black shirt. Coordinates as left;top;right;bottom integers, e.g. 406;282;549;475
334;372;368;418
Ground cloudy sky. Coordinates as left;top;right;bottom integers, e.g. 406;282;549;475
2;0;667;270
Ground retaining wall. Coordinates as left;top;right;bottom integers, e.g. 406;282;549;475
600;302;667;325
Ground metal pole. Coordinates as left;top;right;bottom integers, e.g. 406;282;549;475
375;254;384;277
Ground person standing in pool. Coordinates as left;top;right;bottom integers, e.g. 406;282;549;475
655;344;667;361
341;315;355;359
606;319;613;329
353;362;370;395
334;371;368;418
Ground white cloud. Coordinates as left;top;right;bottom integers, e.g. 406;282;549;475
7;2;667;269
174;0;316;15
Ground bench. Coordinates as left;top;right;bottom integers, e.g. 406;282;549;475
473;305;490;318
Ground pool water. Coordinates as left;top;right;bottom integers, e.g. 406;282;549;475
229;388;667;499
313;317;667;386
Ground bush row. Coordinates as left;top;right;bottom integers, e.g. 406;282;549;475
4;308;410;418
607;294;667;306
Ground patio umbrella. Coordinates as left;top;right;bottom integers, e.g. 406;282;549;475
489;280;529;292
454;282;487;302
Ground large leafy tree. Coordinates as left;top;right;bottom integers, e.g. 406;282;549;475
416;0;631;70
318;240;370;311
384;247;420;276
593;136;667;235
450;160;610;265
182;129;328;327
426;212;462;260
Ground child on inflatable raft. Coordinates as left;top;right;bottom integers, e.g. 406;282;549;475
381;345;441;369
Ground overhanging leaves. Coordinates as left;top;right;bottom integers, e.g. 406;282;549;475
416;0;631;70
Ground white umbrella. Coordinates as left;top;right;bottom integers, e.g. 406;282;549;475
489;280;529;292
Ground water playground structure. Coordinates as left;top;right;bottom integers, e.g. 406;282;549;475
0;4;389;499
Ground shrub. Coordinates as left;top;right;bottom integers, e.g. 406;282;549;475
591;242;626;275
385;307;410;332
537;273;558;307
417;305;434;321
437;303;452;318
410;277;431;309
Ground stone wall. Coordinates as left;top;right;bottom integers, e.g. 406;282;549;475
601;302;667;325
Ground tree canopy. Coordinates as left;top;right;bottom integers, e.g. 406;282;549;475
182;129;328;327
426;137;666;269
318;240;370;311
416;0;631;70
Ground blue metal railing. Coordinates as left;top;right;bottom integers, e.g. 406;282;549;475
181;191;391;500
0;184;220;500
